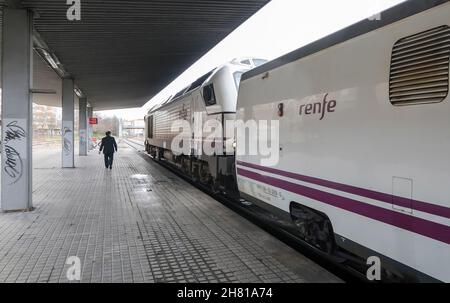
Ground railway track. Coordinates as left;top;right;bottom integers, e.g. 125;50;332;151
122;138;367;283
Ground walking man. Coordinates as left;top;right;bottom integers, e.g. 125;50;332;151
99;131;118;169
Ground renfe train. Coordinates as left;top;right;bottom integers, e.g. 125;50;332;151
145;0;450;282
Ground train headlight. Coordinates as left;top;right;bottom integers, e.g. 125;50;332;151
232;142;237;149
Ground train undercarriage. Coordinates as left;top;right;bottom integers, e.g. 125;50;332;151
145;143;239;197
144;141;425;282
145;142;339;256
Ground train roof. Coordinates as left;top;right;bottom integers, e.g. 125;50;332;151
242;0;449;81
146;68;216;114
147;58;263;114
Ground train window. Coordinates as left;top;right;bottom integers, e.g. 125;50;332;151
233;72;243;88
173;86;189;100
186;70;214;93
241;59;251;66
390;25;450;106
203;84;216;106
252;59;267;67
148;115;154;139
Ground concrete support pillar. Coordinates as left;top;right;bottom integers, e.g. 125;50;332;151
79;97;88;156
87;107;94;151
119;118;123;138
1;9;34;212
62;78;75;168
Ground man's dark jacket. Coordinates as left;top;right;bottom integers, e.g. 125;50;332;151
100;136;118;154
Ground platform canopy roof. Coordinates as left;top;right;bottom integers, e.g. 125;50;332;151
1;0;269;110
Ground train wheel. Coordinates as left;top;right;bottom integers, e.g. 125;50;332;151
181;157;189;175
192;162;200;182
211;180;220;194
157;148;163;161
318;219;334;254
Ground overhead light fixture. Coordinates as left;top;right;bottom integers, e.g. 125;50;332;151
42;50;59;69
74;87;84;98
33;30;70;79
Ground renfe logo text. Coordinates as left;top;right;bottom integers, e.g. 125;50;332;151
299;93;337;120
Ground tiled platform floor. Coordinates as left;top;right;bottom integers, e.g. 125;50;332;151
0;142;341;283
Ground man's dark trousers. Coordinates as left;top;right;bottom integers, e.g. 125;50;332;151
104;153;114;168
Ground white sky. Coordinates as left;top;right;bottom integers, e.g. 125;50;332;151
99;0;406;119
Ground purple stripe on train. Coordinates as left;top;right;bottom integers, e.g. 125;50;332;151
237;161;450;220
237;168;450;245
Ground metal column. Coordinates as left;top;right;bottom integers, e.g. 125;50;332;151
62;78;75;168
87;107;94;151
79;97;88;156
1;9;34;212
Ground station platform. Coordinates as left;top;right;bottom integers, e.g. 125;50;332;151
0;141;341;283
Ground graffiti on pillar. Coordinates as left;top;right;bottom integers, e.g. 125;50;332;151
5;121;26;142
80;129;86;144
3;120;27;185
63;122;73;156
79;129;87;153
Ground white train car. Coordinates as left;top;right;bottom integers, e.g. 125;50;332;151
145;59;265;190
235;0;450;282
